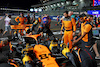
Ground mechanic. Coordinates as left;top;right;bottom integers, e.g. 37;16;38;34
37;14;54;40
26;14;54;40
89;15;100;59
15;13;27;35
26;19;38;34
72;15;94;50
38;17;41;24
60;11;76;50
26;13;31;24
72;15;97;67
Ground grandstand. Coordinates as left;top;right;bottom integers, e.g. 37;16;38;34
31;0;93;16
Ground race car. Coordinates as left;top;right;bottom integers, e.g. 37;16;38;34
49;40;80;67
8;34;59;67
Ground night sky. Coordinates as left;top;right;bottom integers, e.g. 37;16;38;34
0;0;41;9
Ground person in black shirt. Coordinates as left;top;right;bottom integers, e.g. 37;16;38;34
26;13;31;24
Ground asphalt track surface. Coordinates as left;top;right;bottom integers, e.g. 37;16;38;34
0;17;100;67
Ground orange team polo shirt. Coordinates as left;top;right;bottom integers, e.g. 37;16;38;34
81;21;93;42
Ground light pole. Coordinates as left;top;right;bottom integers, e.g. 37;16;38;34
79;0;84;14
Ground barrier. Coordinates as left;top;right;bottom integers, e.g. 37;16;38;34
35;15;62;21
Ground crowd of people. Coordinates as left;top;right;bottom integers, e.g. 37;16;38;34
1;13;41;35
0;11;100;63
58;11;100;60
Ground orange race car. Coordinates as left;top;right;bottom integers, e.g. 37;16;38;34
23;34;59;67
8;33;59;67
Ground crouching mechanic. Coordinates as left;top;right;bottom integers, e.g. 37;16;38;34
26;14;54;40
60;11;76;50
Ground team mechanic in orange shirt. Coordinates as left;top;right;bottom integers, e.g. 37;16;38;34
72;15;97;67
60;11;76;50
72;15;94;49
15;13;27;34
